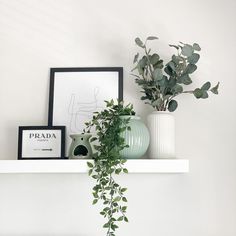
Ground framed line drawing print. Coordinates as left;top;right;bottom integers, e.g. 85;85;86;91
48;67;123;156
18;126;65;160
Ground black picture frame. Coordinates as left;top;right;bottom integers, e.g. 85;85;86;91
48;67;123;157
18;126;66;160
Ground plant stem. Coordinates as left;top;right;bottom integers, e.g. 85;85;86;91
107;173;113;236
144;45;154;80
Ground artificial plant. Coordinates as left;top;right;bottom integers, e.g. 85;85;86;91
132;36;219;112
84;100;135;236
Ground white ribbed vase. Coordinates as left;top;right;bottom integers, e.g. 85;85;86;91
147;111;175;159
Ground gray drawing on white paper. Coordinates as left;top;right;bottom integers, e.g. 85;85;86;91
68;87;103;133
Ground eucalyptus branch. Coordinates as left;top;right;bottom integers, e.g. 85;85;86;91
132;36;219;112
144;45;154;80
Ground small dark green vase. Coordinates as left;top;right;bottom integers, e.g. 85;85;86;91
69;134;93;159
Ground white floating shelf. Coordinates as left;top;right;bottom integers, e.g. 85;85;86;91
0;159;189;174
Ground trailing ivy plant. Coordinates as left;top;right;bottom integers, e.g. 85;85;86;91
132;36;219;112
84;100;135;236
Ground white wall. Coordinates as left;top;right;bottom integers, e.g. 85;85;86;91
0;0;235;235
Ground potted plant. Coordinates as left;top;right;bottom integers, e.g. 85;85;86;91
132;36;219;158
84;100;135;236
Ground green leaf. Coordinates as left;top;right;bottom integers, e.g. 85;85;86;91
87;162;94;168
124;217;129;222
193;88;203;99
115;168;122;174
164;65;172;76
193;43;201;51
103;223;110;228
121;188;127;193
167;61;176;72
178;74;192;85
173;84;183;94
138;56;148;68
122;197;128;202
201;91;209;99
186;64;197;74
135;37;144;48
201;81;211;90
159;76;168;87
146;36;159;40
182;44;194;57
111;224;118;231
154;59;164;69
133;53;139;63
168;100;178;112
92;199;98;205
168;77;176;88
150;54;160;65
114;196;121;202
188;53;200;64
152;98;163;108
172;55;181;64
123;168;128;174
117;216;124;221
88;169;92;176
153;68;163;81
169;44;179;50
210;82;220;94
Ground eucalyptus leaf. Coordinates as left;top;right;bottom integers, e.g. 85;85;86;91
168;77;177;88
186;64;197;74
135;37;144;48
158;76;168;87
147;36;159;40
178;74;192;85
193;88;203;98
139;56;148;68
193;43;201;51
164;66;173;76
188;53;200;64
201;91;209;99
153;60;164;69
152;98;163;107
173;84;183;94
133;53;139;63
210;82;220;94
201;81;211;91
150;54;160;64
153;68;163;81
168;100;178;112
169;44;179;50
167;61;176;71
182;44;194;57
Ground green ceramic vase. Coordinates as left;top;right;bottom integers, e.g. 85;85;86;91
69;133;93;159
120;115;150;159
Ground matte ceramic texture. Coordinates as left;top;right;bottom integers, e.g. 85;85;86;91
120;116;150;159
147;111;175;159
68;134;93;159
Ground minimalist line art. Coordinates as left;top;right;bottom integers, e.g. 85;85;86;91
68;87;103;133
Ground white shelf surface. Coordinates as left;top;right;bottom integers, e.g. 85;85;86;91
0;159;189;174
